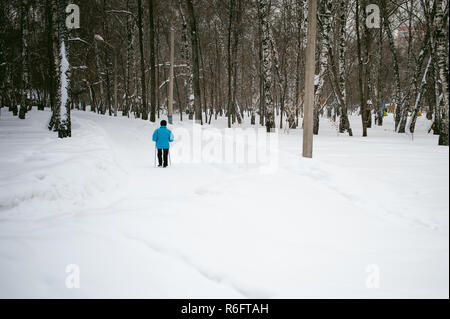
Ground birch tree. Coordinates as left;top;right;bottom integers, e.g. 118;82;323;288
381;0;403;132
258;0;275;132
337;0;352;135
48;0;71;138
435;0;449;145
314;0;332;135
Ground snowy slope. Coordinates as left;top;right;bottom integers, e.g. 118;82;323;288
0;108;448;298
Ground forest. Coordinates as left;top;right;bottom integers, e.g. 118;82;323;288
0;0;448;144
0;0;449;300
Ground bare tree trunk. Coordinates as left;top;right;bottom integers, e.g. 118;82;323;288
148;0;156;122
314;0;332;135
356;0;368;137
45;0;56;126
381;0;402;131
227;0;234;128
375;12;383;126
258;0;274;132
19;0;28;119
302;0;317;158
409;56;432;133
178;0;194;120
435;0;449;145
232;0;243;125
137;0;148;120
186;0;202;124
168;25;175;124
123;0;133;117
337;0;352;135
49;0;71;138
362;2;372;130
257;2;264;126
113;49;118;117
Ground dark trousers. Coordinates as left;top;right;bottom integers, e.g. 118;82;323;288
157;149;169;167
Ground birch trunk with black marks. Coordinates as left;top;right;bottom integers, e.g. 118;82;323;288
258;0;274;132
435;0;449;145
356;0;368;137
409;56;432;133
337;0;352;135
381;0;402;131
49;0;71;138
315;0;332;135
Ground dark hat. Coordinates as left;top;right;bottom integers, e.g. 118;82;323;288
160;120;167;126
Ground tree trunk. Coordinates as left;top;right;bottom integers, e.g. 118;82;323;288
356;0;368;137
435;0;449;145
178;0;194;120
375;12;383;126
337;0;352;135
258;0;274;132
148;0;157;122
186;0;202;124
381;0;402;131
226;0;234;128
19;0;28;120
314;0;332;135
137;0;148;120
302;0;317;158
49;0;71;138
409;56;432;133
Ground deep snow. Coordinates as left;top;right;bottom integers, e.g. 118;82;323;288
0;108;448;298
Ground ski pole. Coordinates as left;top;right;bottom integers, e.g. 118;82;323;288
154;147;157;167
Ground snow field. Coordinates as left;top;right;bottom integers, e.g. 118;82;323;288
0;108;448;298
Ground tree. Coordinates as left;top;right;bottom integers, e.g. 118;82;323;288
149;0;157;122
178;0;193;120
435;0;449;145
137;0;148;120
48;0;71;138
303;0;317;158
18;0;28;120
337;0;352;135
0;0;6;110
356;0;368;137
258;0;275;132
314;0;332;135
186;0;202;124
0;0;446;145
381;0;402;132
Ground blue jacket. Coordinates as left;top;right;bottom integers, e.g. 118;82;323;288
153;126;174;149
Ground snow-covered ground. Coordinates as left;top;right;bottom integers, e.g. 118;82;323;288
0;108;448;298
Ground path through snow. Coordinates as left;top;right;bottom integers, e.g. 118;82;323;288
0;109;448;298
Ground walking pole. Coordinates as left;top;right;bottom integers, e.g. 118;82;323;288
154;147;157;167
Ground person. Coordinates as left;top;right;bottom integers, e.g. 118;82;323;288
152;120;174;167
